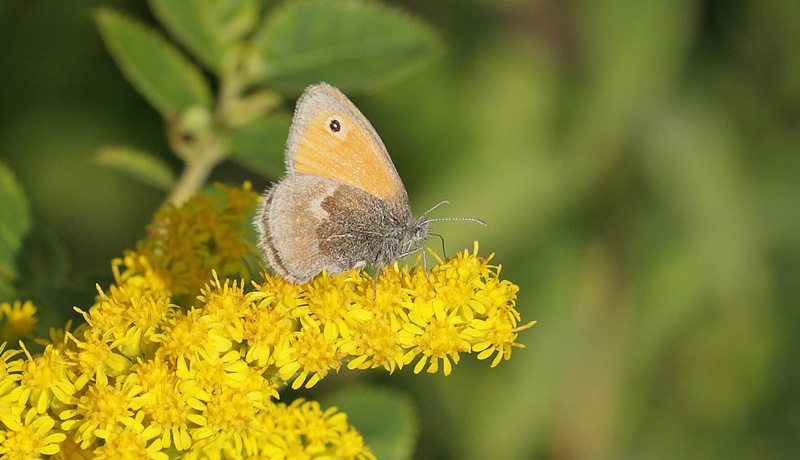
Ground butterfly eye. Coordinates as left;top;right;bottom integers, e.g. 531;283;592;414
329;119;341;132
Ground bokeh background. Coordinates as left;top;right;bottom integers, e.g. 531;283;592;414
2;0;799;459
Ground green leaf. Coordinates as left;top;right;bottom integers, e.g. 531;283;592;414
0;163;32;300
148;0;260;72
251;0;442;93
323;386;418;460
148;0;225;71
96;8;213;116
227;113;291;177
95;146;177;191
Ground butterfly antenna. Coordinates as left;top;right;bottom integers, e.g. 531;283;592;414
421;200;487;226
426;216;488;226
422;200;450;218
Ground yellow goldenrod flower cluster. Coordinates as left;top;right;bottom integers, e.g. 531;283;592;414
0;184;531;459
126;182;259;300
245;243;531;388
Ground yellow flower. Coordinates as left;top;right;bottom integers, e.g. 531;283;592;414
242;287;297;368
188;382;267;455
0;300;38;343
300;273;370;342
0;185;530;459
336;425;375;460
398;305;473;376
198;274;250;344
111;251;171;299
135;183;259;298
0;342;23;394
91;412;167;460
346;317;404;372
0;409;66;458
69;330;133;387
50;435;92;459
79;286;176;359
240;399;376;460
249;241;530;387
153;307;233;360
60;374;145;449
0;344;76;417
131;356;200;451
276;326;343;390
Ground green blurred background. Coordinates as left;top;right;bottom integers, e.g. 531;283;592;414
2;0;799;459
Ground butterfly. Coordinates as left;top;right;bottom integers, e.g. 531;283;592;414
256;82;484;285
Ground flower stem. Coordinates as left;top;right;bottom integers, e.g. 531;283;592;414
165;68;247;206
166;144;224;206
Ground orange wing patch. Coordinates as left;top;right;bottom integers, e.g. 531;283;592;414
287;84;407;203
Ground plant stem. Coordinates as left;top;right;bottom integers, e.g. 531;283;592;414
166;144;224;206
165;69;243;206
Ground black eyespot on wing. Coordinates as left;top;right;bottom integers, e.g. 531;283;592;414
329;119;341;132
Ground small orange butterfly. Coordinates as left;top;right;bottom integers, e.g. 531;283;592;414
256;83;485;285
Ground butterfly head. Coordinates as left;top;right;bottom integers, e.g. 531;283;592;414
406;216;433;251
375;210;432;269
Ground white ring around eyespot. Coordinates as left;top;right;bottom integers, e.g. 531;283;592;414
326;115;350;139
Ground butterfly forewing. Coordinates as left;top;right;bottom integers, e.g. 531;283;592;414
286;83;408;204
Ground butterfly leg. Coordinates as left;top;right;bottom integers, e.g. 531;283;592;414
396;246;435;293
